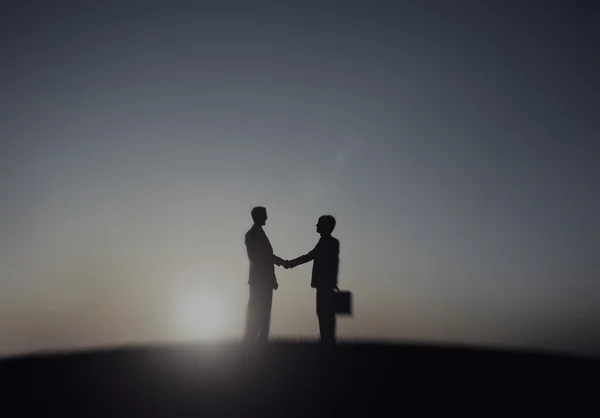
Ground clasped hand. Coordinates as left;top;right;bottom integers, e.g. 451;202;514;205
281;260;293;269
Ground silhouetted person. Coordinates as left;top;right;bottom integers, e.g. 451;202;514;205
285;215;339;345
244;206;285;344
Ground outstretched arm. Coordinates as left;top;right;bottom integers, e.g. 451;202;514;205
272;255;285;266
287;249;315;269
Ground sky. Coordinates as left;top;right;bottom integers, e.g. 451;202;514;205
0;0;598;357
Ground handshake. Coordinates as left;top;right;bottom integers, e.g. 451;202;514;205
280;260;295;270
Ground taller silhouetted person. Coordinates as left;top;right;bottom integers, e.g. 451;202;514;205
243;206;285;344
285;215;339;345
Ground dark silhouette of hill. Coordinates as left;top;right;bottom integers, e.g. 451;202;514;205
1;340;597;416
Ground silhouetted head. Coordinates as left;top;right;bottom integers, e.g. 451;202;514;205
251;206;267;226
316;215;336;236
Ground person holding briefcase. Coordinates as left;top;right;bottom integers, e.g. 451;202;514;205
284;215;342;346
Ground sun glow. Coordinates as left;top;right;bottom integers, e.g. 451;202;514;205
173;287;229;340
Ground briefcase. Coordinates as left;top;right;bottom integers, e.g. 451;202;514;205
333;288;352;316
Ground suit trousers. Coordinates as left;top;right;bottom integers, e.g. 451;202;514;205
244;284;273;343
316;287;336;345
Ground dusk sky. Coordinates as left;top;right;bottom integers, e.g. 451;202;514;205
1;0;598;357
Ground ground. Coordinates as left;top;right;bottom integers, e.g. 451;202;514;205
1;340;597;416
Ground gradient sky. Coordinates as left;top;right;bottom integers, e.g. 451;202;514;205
1;0;598;357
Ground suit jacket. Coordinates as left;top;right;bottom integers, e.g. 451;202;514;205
245;224;283;289
289;235;339;289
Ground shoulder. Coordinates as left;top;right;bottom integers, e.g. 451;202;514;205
326;236;340;252
331;237;340;251
245;227;257;241
246;226;264;241
324;235;339;244
320;236;339;251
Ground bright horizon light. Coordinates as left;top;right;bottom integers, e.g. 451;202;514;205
172;286;229;341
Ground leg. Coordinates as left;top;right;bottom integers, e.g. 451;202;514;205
255;288;273;343
316;288;336;345
318;314;336;345
244;285;263;343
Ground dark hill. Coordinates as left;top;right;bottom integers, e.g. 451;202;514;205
1;340;597;416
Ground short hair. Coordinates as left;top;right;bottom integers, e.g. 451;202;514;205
319;215;336;234
251;206;267;222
